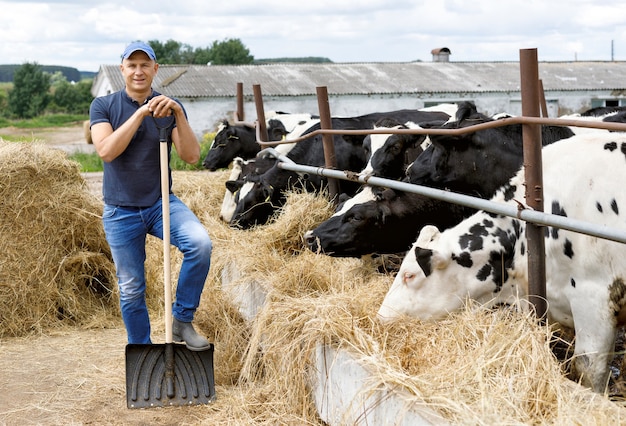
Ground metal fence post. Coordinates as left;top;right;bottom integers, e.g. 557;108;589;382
253;84;269;142
316;86;339;201
519;48;547;321
236;82;244;122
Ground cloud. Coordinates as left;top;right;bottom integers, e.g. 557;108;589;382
2;0;626;71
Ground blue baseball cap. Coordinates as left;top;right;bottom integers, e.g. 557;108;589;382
121;41;157;62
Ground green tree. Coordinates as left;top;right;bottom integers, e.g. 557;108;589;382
146;38;253;65
8;62;51;118
207;38;253;65
52;79;94;114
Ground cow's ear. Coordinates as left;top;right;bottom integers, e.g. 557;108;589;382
417;225;440;246
225;180;243;193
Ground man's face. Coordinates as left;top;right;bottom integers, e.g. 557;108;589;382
120;51;158;93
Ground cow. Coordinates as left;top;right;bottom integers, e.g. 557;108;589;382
229;108;453;229
377;131;626;394
305;185;469;257
360;118;439;180
305;101;575;257
202;111;317;171
216;117;321;222
557;106;626;135
406;101;576;195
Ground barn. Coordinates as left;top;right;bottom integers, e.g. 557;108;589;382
90;48;626;137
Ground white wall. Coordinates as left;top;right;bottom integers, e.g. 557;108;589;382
181;90;611;138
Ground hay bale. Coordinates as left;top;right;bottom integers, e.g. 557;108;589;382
0;140;117;337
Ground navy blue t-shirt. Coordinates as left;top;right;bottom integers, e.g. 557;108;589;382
89;89;184;207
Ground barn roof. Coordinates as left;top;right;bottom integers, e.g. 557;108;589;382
92;61;626;99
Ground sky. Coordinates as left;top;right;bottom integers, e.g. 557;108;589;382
3;0;626;72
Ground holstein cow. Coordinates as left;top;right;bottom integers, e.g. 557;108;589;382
305;101;575;257
202;111;317;171
218;155;280;222
217;116;322;222
360;118;443;180
305;185;468;257
229;108;453;229
377;131;626;393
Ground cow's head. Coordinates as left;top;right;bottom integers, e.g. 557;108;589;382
229;168;301;229
376;225;471;322
202;120;258;171
377;213;524;322
304;186;386;256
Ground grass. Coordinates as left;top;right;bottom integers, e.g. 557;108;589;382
68;134;215;172
1;113;216;172
0;114;89;129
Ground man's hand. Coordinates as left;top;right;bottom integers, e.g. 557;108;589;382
147;95;178;118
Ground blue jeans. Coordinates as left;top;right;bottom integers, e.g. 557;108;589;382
102;195;212;344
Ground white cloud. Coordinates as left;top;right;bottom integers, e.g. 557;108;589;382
2;0;626;70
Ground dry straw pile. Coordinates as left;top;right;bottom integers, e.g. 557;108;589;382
0;140;117;337
2;141;625;424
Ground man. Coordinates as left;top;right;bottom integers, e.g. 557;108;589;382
89;41;212;351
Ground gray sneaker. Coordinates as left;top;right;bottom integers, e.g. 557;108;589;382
172;318;211;351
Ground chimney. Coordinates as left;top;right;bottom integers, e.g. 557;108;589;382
431;47;451;62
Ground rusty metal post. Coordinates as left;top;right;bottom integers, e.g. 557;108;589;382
252;84;269;142
538;79;548;118
316;86;339;201
236;82;244;121
520;48;547;321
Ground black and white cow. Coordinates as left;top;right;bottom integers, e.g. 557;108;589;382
229;109;453;229
378;131;626;393
305;102;575;257
305;185;469;257
217;116;321;222
360;119;436;180
202;112;317;171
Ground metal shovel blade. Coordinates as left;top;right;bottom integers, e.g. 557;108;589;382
125;342;216;409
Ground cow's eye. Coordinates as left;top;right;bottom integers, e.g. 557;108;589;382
347;214;361;223
402;272;416;286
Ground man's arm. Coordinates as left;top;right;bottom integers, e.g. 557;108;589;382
91;104;151;163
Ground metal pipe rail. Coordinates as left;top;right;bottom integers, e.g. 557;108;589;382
258;147;626;245
253;114;626;146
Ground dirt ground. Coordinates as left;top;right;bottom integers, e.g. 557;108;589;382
0;125;221;425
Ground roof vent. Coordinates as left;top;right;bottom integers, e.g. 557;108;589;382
431;47;451;62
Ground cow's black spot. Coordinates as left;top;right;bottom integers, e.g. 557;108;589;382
459;224;488;251
571;278;576;287
563;239;574;259
502;183;517;202
511;219;523;239
552;200;567;217
550;201;568;239
604;141;618;151
611;199;619;215
481;218;494;229
476;263;492;282
415;247;433;277
596;202;603;213
453;251;473;268
520;241;526;256
621;142;626;160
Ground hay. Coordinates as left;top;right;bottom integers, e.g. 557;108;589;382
3;148;626;423
0;140;117;337
178;177;626;424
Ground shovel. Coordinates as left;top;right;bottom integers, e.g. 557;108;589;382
125;117;216;408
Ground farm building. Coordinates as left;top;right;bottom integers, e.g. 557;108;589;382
91;52;626;137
